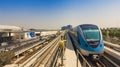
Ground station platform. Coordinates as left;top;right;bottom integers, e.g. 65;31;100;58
61;34;81;67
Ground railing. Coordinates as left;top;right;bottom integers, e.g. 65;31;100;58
76;49;91;67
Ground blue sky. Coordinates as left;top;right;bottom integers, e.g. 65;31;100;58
0;0;120;29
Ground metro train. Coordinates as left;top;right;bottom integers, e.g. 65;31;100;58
72;24;104;59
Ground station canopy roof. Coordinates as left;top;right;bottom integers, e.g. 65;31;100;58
0;25;22;32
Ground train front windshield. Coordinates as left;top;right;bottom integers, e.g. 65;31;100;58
80;25;100;41
83;30;100;41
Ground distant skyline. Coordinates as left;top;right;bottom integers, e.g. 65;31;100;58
0;0;120;29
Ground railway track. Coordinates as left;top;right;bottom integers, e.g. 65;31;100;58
104;41;120;52
76;51;120;67
16;41;48;64
103;52;120;66
99;55;120;67
84;54;119;67
3;33;60;67
0;37;39;50
105;45;120;52
18;32;65;67
33;37;60;67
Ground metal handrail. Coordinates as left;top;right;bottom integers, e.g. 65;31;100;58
76;49;91;67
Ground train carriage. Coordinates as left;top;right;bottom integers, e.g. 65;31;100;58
73;24;104;59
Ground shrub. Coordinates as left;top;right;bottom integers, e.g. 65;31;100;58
0;51;14;66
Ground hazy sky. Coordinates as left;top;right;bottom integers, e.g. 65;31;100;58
0;0;120;29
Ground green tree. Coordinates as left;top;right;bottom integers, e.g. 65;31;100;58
0;51;14;66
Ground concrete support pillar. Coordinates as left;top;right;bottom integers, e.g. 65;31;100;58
18;33;21;41
77;50;78;67
39;31;41;40
8;32;11;37
106;30;110;42
17;54;19;58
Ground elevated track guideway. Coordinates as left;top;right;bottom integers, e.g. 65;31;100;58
104;41;120;52
19;31;65;67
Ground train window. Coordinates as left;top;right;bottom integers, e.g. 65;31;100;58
0;39;2;43
77;31;81;44
80;25;98;30
83;30;100;41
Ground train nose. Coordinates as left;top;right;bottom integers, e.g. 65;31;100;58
87;41;99;48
